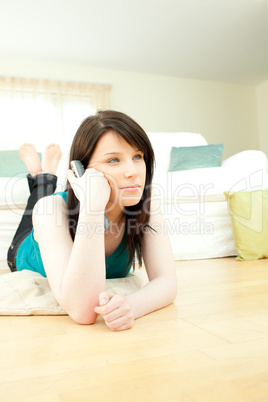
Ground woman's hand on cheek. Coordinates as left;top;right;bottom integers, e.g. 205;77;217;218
67;168;110;211
94;292;134;331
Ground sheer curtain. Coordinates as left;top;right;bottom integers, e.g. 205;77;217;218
0;76;111;145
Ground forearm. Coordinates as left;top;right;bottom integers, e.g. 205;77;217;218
60;210;106;323
125;275;178;320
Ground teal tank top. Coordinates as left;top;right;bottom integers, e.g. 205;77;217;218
16;191;132;279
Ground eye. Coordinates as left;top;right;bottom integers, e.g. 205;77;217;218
107;157;120;163
133;153;143;160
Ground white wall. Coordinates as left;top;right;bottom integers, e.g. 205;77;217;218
256;80;268;158
0;57;260;158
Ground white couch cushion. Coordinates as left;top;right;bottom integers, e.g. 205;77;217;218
152;165;268;201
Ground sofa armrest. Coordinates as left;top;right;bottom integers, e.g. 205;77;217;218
222;150;268;171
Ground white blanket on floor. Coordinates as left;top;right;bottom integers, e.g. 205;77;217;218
0;269;148;315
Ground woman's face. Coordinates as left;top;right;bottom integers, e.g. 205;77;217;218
88;130;146;209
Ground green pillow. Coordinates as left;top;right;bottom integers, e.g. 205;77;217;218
169;144;224;172
0;150;42;177
225;190;268;260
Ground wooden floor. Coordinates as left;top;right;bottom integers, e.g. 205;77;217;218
0;257;268;402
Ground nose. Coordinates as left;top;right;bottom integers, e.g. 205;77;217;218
124;160;138;179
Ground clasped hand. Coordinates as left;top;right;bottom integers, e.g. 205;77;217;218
94;292;134;331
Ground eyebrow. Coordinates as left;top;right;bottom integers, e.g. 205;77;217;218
104;152;122;156
104;149;143;156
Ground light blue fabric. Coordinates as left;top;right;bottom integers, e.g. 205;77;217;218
168;144;224;171
16;191;132;279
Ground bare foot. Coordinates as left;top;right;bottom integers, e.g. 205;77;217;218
19;144;43;177
43;144;62;175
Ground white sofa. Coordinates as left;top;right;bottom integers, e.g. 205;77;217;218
1;133;268;270
147;132;268;260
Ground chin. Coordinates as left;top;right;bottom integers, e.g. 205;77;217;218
122;197;142;207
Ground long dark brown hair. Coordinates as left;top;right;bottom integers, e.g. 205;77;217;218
66;110;155;269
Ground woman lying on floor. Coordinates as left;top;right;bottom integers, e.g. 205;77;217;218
7;110;177;331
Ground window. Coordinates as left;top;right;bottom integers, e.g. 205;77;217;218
0;76;111;144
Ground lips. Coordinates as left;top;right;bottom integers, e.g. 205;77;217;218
120;184;141;191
